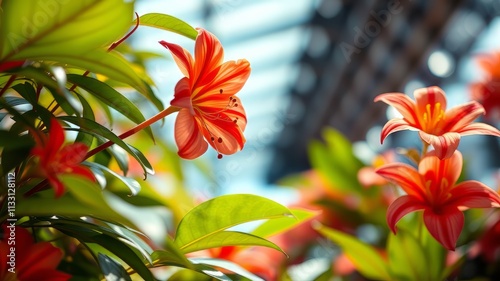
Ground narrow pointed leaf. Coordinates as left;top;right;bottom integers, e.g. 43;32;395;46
174;194;292;252
190;258;265;281
387;228;428;281
98;253;132;281
86;161;141;196
139;13;197;40
67;74;154;140
316;224;391;280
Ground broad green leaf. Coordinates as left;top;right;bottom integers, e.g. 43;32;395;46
190;258;265;281
251;208;319;238
0;0;133;61
387;228;429;281
46;66;81;116
0;130;33;149
17;175;134;227
178;230;283;254
98;253;132;281
316;224;391;280
59;116;154;177
139;13;197;40
74;92;95;147
174;194;292;252
67;74;154;140
14;66;60;89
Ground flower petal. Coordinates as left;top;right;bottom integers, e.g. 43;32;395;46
457;122;500;137
423;207;464;251
386;196;426;234
194;59;251;100
198;95;247;132
449;180;500;208
442;101;485;132
47;119;65;156
379;119;418;143
48;176;66;197
376;163;426;199
374;93;419;126
171;77;194;114
203;113;246;155
419;150;462;188
174;109;208;159
414;86;447;116
193;28;224;86
418;131;460;159
159;40;193;78
59;143;88;167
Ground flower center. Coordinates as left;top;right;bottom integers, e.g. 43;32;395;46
421;102;445;133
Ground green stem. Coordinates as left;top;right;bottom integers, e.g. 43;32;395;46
84;106;179;160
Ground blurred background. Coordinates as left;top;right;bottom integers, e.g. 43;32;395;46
131;0;500;199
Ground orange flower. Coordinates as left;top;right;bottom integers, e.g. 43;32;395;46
31;119;94;197
0;225;71;280
375;86;500;159
376;150;500;251
159;28;251;159
470;52;500;121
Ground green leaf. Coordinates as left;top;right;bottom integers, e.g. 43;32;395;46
42;50;148;95
98;253;132;281
387;228;429;281
315;224;391;280
17;175;134;227
0;96;30;108
308;128;365;194
252;208;319;238
189;258;265;281
14;66;60;89
174;194;292;253
12;82;37;105
151;248;232;281
86;162;141;196
67;74;154;140
0;130;34;149
0;0;133;61
59;116;154;177
179;230;283;254
139;13;197;40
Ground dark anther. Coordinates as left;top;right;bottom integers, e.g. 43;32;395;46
219;89;223;94
218;137;223;143
217;154;223;159
211;137;215;141
234;103;238;107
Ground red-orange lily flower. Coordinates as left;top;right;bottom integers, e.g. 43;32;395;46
376;150;500;251
470;51;500;121
31;119;94;197
375;86;500;159
0;225;71;280
159;28;251;159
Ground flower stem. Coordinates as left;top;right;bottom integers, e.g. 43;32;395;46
84;106;179;160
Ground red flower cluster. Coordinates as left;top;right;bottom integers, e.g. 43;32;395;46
470;52;500;121
30;119;94;197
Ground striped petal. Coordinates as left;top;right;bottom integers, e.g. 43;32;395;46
376;163;426;200
174;109;208;159
443;101;485;132
386;196;426;234
159;40;193;78
379;119;417;144
374;93;419;126
193;28;224;86
419;150;462;188
414;86;447;119
449;180;500;208
203;113;246;156
423;207;464;251
418;131;460;159
457;122;500;137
